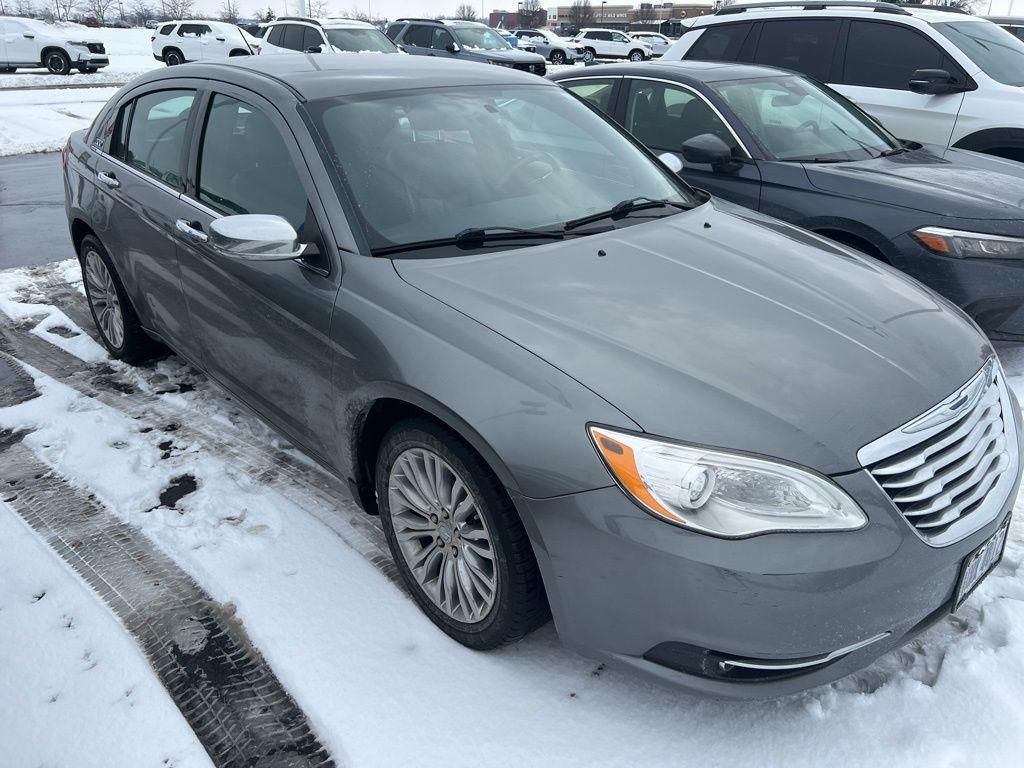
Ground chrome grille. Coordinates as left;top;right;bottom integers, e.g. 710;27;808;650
858;359;1019;546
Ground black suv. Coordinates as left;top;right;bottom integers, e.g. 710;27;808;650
385;18;547;75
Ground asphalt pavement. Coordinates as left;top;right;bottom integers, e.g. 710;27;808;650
0;152;73;270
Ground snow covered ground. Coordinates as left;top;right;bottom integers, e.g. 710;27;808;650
1;259;1024;767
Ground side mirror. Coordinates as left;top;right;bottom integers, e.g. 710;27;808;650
681;133;738;172
657;152;683;174
208;215;307;261
909;68;964;95
445;41;460;54
305;45;322;53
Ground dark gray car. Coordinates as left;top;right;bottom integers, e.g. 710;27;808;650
385;18;547;76
63;54;1022;697
552;60;1024;340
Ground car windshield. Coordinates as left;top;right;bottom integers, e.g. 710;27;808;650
710;75;899;162
453;26;510;50
308;85;696;254
325;27;398;53
934;20;1024;87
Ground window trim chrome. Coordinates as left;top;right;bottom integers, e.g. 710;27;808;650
94;149;183;199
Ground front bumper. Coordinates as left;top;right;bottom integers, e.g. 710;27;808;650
514;413;1022;698
71;51;109;68
894;232;1024;339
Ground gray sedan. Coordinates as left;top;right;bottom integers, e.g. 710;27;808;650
63;54;1021;697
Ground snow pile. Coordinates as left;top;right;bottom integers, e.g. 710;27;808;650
1;261;1024;766
0;86;118;156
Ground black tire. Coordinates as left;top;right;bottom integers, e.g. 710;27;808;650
549;49;566;65
163;47;184;66
78;235;163;364
77;65;98;73
582;47;596;63
45;50;71;75
375;418;549;650
628;49;645;62
0;67;15;73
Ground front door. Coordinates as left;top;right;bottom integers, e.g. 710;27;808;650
2;20;39;64
172;87;342;463
620;77;762;209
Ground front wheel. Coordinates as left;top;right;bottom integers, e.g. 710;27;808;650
376;419;549;649
79;235;162;364
582;47;595;64
45;50;71;75
549;49;566;65
628;49;645;62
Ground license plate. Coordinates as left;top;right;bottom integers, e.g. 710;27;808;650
954;517;1010;609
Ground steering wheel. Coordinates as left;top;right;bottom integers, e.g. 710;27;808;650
497;151;561;190
796;120;821;135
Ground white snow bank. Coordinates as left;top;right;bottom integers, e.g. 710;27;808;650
0;503;212;768
0;86;117;156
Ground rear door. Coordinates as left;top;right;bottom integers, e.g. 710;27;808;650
832;19;965;145
172;85;342;461
92;85;200;356
619;77;761;209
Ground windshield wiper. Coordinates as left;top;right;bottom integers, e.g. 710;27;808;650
564;197;690;231
879;145;909;157
371;226;565;257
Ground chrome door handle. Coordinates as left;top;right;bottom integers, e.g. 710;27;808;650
96;170;119;189
175;219;208;243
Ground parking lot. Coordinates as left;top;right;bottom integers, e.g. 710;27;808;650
5;9;1024;768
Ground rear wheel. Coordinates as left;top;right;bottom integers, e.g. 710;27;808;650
79;236;162;364
376;419;548;649
549;49;566;65
44;50;71;75
163;47;184;66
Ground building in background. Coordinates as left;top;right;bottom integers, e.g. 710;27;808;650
490;3;713;36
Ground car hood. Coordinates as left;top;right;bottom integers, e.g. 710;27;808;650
394;199;991;475
476;48;546;64
804;145;1024;220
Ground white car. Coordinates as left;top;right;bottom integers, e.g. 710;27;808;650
510;28;582;65
260;17;400;55
572;28;652;63
661;2;1024;161
0;17;108;74
151;20;259;66
629;31;673;57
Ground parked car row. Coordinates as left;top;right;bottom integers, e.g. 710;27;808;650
63;37;1023;698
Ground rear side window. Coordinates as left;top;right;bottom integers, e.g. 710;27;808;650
124;89;196;187
564;79;618;114
266;25;284;46
586;30;612;41
177;24;211;37
159;24;175;35
403;24;434;48
685;22;753;62
197;94;308;231
385;23;404;41
281;24;306;51
842;21;947;90
753;19;840;81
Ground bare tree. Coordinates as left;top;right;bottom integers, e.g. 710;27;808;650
519;0;545;27
85;0;114;22
306;0;328;16
53;0;79;20
127;0;156;23
342;5;370;20
567;0;593;34
257;6;275;22
453;3;477;21
162;0;194;19
218;0;238;22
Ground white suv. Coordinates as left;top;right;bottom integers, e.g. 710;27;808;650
661;2;1024;161
0;17;108;74
629;31;673;57
260;17;399;55
151;20;258;66
572;28;652;63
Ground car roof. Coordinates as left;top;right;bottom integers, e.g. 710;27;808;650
687;4;983;29
271;17;377;29
134;54;556;102
550;59;792;85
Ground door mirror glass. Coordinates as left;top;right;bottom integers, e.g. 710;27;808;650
657;152;683;174
908;68;963;95
305;44;322;53
445;41;460;53
681;133;735;170
209;215;307;261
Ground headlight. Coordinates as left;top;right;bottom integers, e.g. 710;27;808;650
66;40;89;47
913;227;1024;260
589;426;867;537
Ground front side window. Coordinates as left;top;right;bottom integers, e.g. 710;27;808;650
324;27;399;53
842;21;947;90
124;90;196;186
712;75;898;162
752;19;840;82
308;85;695;255
934;21;1024;87
453;26;510;50
611;32;631;43
685;22;753;62
565;79;618;113
431;28;457;51
301;26;323;52
197;94;308;231
625;80;739;154
177;24;211;37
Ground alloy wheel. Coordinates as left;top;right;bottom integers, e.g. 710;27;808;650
551;51;565;64
84;249;125;350
46;52;69;74
388;447;498;623
630;51;644;62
